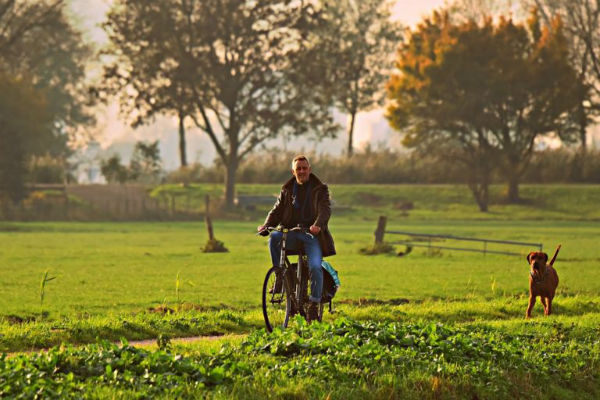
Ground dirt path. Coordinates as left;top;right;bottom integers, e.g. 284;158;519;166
128;333;246;348
5;334;247;358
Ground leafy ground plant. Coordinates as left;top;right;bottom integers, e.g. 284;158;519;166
2;317;599;399
39;270;55;319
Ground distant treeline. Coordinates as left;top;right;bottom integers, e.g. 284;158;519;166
166;149;600;185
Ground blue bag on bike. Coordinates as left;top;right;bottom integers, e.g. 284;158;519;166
321;260;340;302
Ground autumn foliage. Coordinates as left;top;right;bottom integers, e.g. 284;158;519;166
387;10;579;210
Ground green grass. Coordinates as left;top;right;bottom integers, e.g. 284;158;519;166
0;216;599;353
2;184;600;398
1;217;598;319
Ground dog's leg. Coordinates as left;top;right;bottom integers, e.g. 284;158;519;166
540;297;548;315
526;295;536;318
546;297;553;315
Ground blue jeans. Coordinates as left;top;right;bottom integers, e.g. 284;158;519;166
269;230;323;303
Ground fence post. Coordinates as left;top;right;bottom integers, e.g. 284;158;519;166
205;195;214;240
374;216;387;245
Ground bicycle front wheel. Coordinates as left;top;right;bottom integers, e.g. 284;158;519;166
262;266;291;332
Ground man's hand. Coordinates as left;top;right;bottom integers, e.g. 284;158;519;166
309;225;321;235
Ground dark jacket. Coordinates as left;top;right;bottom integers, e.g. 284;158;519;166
264;173;336;257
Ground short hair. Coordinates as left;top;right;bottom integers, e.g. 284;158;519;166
291;154;310;169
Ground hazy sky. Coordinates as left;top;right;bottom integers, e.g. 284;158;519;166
64;0;450;169
68;0;448;40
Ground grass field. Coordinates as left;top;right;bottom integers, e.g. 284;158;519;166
1;184;600;398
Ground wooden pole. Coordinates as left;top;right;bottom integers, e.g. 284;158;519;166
205;195;214;240
374;216;387;245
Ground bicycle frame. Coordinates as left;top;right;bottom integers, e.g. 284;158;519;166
261;225;323;331
277;227;308;316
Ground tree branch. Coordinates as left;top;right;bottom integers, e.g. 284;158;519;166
191;94;228;163
0;0;63;53
237;129;273;161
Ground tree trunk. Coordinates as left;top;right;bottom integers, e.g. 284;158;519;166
346;111;356;158
579;112;587;153
178;112;188;167
467;181;489;212
577;102;587;180
507;174;520;203
224;157;238;210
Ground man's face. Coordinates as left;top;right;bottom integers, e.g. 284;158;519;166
292;159;311;184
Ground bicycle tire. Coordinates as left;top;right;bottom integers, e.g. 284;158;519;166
298;260;325;323
262;266;291;332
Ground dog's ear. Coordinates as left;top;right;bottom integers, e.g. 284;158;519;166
543;252;548;263
527;252;535;264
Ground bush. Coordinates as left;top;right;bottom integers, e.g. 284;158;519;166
164;147;600;185
359;242;396;255
28;155;66;184
202;238;228;253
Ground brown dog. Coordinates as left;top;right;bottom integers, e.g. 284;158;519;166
526;245;560;318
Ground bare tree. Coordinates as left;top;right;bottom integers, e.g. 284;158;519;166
531;0;600;151
317;0;401;157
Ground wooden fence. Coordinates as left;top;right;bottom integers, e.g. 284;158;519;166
374;216;543;257
0;184;206;221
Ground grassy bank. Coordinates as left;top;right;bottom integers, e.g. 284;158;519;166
2;295;600;353
152;183;600;220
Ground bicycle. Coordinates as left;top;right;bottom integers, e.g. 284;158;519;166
259;226;324;332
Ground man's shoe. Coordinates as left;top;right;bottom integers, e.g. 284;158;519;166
306;301;320;324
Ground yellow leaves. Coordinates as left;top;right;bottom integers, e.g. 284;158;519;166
385;6;579;149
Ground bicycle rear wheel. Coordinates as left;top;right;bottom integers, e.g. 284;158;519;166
262;266;291;332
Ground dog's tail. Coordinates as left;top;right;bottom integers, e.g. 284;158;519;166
549;244;561;266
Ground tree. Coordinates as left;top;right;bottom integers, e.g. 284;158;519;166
0;0;93;143
97;26;195;168
102;0;338;208
129;141;163;184
100;155;129;184
449;0;521;21
316;0;401;157
387;10;579;208
0;0;93;201
0;73;53;203
531;0;600;153
100;141;163;184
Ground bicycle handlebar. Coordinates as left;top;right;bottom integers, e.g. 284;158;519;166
257;226;313;238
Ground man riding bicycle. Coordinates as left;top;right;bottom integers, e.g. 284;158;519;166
257;155;336;322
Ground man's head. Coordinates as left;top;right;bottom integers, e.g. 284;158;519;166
291;155;311;184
